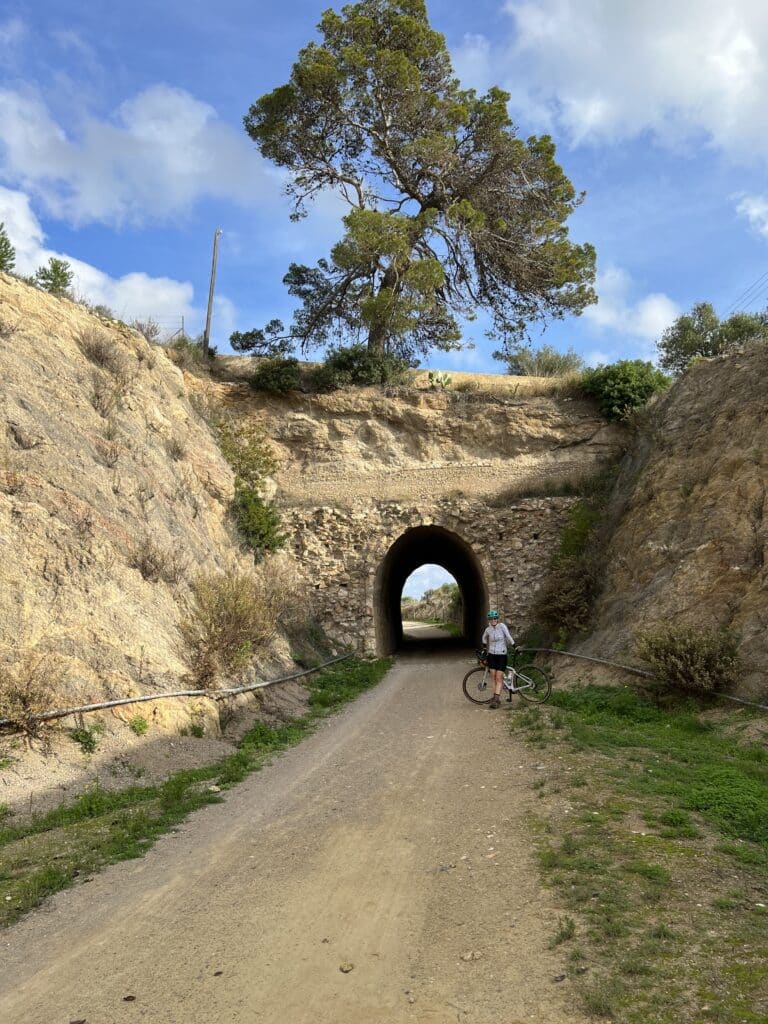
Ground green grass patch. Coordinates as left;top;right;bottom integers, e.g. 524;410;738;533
511;685;768;1023
0;657;391;927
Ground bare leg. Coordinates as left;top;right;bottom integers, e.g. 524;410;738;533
492;669;503;697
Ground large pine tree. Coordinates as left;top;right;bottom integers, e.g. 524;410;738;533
244;0;595;361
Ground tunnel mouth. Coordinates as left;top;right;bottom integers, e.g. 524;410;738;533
374;525;488;656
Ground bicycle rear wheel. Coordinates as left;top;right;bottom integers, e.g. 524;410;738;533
462;666;493;705
515;665;551;704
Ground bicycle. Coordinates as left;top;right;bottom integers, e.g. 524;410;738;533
462;647;551;705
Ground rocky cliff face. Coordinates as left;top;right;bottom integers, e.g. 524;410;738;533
0;274;252;726
579;344;768;697
221;378;624;505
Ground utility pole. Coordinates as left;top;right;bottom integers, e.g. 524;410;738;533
202;228;222;357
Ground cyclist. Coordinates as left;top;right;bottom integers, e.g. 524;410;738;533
481;610;515;709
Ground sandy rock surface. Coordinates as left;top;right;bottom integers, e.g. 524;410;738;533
572;345;768;696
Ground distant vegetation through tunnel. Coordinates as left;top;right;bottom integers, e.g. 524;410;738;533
374;526;489;655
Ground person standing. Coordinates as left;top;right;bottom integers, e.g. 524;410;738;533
482;610;515;709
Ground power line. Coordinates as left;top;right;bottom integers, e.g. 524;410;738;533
722;268;768;317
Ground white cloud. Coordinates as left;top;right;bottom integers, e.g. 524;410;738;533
454;1;768;160
736;195;768;239
0;85;281;227
584;265;679;354
0;185;233;333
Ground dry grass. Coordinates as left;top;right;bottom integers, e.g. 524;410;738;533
77;328;131;376
0;652;67;741
128;536;188;585
180;562;289;685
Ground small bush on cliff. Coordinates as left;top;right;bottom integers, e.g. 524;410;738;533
215;417;277;488
311;344;409;391
34;257;73;298
580;360;669;421
635;625;741;695
180;567;287;684
232;485;285;558
250;357;301;393
502;342;584;377
0;652;66;742
0;222;16;273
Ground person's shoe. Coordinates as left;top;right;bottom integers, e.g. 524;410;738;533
488;696;500;709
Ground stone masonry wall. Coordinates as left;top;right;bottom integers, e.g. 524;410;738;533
282;496;576;653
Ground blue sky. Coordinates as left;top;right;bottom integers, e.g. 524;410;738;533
2;1;768;370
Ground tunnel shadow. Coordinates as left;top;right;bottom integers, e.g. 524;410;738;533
374;525;489;656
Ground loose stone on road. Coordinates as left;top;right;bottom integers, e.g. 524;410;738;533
0;651;588;1024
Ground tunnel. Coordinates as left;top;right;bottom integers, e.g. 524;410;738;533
373;525;489;655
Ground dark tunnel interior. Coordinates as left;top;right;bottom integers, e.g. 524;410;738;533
374;526;489;655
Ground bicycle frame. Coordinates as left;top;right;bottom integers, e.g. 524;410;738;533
478;664;536;695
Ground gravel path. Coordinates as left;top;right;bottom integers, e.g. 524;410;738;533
0;646;587;1024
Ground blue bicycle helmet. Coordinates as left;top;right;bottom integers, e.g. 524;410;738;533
487;609;499;620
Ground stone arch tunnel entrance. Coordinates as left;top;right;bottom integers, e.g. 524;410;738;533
374;526;489;655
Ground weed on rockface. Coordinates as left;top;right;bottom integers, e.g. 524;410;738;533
510;686;768;1022
0;657;390;927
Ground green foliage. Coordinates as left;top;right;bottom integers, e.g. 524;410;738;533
657;302;768;376
311;343;410;391
0;222;15;273
167;334;213;369
580;359;670;421
128;716;149;737
34;257;73;297
231;484;285;558
244;0;595;362
427;370;451;389
635;625;741;695
249;357;302;393
70;722;104;754
215;417;277;490
230;320;292;357
189;723;205;739
180;567;287;684
214;416;283;557
501;342;584;376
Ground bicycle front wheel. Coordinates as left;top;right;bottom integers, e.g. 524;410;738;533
515;665;551;704
462;666;494;705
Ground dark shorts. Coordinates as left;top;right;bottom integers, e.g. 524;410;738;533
487;653;507;671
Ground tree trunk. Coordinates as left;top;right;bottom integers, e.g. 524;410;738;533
367;265;398;354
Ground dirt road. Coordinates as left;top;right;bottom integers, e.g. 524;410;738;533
0;646;587;1024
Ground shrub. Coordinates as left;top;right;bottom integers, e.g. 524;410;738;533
250;357;301;393
180;566;288;683
635;625;741;695
215;417;277;489
128;715;149;736
129;537;188;584
0;652;66;741
232;485;285;558
34;257;74;297
427;370;451;390
166;335;213;370
580;360;670;421
657;302;768;376
0;222;15;273
503;343;584;377
130;318;161;343
77;328;129;376
311;343;409;391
